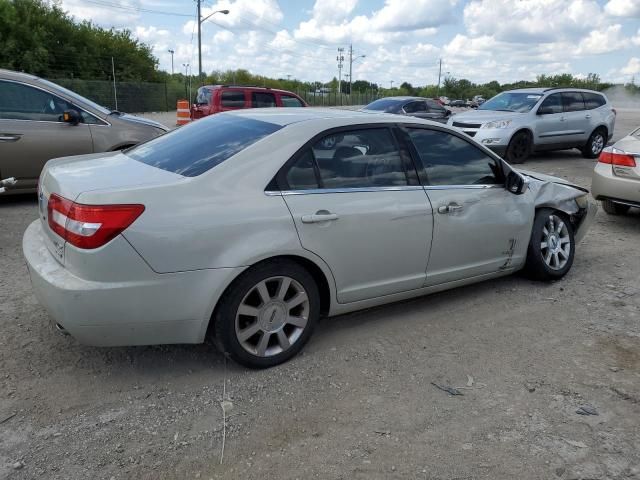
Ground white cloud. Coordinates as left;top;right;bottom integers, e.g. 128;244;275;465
464;0;603;43
621;57;640;75
311;0;359;24
577;24;626;54
604;0;640;17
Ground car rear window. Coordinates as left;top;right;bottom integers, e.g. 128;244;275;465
127;114;282;177
221;90;245;108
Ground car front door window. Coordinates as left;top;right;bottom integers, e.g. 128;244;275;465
407;128;502;185
0;80;73;122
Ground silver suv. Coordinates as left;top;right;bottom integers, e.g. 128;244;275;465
447;87;616;163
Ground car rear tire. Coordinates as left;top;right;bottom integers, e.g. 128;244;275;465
506;131;532;164
212;260;320;368
581;128;606;159
602;199;630;215
523;208;575;281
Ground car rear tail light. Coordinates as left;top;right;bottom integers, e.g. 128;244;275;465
47;193;144;249
598;147;636;167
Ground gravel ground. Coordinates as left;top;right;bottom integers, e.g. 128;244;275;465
1;109;639;480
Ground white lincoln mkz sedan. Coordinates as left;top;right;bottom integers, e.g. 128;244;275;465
24;109;596;368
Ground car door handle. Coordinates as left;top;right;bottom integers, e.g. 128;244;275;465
585;114;592;119
437;203;463;214
0;134;21;142
301;212;339;223
559;116;566;122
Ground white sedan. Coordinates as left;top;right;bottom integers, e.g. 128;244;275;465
23;108;596;368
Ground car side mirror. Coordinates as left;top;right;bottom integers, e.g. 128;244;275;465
62;109;80;125
506;171;528;195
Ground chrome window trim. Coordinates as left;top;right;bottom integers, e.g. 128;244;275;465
265;184;504;196
0;78;111;126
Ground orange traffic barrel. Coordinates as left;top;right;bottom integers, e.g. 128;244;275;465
176;99;191;126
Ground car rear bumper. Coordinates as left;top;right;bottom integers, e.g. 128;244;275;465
591;163;640;205
23;220;243;346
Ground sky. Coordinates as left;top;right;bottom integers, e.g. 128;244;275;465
55;0;640;86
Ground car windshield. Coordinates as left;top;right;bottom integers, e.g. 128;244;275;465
363;99;402;112
127;114;282;177
37;79;111;116
479;92;543;113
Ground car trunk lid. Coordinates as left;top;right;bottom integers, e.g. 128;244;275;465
38;151;185;263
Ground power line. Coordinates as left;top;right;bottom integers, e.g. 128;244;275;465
82;0;193;17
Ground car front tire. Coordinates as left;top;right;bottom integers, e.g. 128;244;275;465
523;208;575;281
213;260;320;368
506;131;532;164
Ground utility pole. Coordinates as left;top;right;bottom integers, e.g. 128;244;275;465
337;47;344;99
197;0;202;80
389;80;394;89
111;56;118;111
348;44;353;96
168;49;174;75
437;58;442;96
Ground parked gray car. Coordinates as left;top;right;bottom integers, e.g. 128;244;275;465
448;88;616;164
0;69;169;193
23;109;596;368
361;96;451;123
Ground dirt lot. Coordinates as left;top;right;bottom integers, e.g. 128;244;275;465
1;109;639;480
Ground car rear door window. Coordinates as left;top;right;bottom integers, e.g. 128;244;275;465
220;90;245;108
312;129;408;189
582;92;605;110
252;92;277;108
0;80;72;122
426;99;445;112
403;101;426;113
281;95;304;107
127;114;282;177
407;128;502;186
285;150;319;190
538;93;563;114
562;92;585;112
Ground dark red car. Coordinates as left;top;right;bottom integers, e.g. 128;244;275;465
191;85;308;119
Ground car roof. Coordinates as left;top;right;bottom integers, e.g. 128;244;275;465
507;87;604;94
200;84;300;95
372;96;427;102
0;68;41;82
226;107;442;127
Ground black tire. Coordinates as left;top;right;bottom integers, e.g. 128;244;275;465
212;260;320;368
523;208;575;281
602;199;630;215
581;128;606;159
506;131;532;164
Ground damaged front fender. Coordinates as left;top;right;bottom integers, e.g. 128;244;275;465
506;166;597;244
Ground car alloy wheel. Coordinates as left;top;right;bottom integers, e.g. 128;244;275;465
540;214;571;270
590;133;605;156
235;276;310;357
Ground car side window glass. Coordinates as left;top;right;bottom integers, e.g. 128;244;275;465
583;92;605;110
79;110;102;125
404;101;426;113
0;80;73;122
252;92;276;108
221;90;245;108
538;93;563;114
285;149;319;190
311;128;408;189
281;95;304;107
562;92;585;112
407;128;502;186
196;87;212;105
426;99;443;111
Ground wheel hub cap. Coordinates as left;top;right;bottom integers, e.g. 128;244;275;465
540;214;571;270
259;302;286;332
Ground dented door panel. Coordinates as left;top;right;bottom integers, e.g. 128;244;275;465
423;185;534;286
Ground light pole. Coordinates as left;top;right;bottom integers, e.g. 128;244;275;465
198;5;229;81
183;63;191;101
389;80;394;90
348;43;365;96
167;49;174;75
